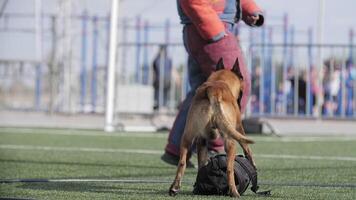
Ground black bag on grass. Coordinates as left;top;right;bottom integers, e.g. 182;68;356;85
193;154;270;196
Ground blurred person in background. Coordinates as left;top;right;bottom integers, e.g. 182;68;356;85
285;66;294;114
331;66;342;115
152;45;173;110
251;65;261;113
310;66;321;116
290;70;307;114
322;59;341;116
161;0;264;166
276;82;284;114
287;67;307;114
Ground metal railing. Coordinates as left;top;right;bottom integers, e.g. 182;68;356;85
1;43;355;121
246;43;356;119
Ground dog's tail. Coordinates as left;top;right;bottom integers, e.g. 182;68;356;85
207;87;254;144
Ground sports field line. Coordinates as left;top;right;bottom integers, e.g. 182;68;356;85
1;128;356;142
1;144;356;162
0;144;161;155
0;128;168;138
1;178;356;189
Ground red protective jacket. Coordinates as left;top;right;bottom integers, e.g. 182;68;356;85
179;0;263;40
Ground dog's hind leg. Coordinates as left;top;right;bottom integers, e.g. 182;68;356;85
237;124;256;169
225;138;240;198
169;132;193;196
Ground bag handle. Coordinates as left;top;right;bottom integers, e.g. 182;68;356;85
235;155;271;196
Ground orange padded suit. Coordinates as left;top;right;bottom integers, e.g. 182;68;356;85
179;0;262;40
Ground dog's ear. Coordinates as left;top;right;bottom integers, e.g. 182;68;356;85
216;58;225;71
232;58;243;80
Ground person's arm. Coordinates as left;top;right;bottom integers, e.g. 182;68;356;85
241;0;264;27
180;0;225;41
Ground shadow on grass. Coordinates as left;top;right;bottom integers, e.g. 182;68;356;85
18;182;281;199
17;182;182;196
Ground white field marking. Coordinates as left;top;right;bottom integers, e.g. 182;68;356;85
0;178;194;184
254;137;356;142
2;179;356;189
0;144;162;155
51;179;174;183
1;144;356;162
256;154;356;162
1;128;356;142
0;128;167;138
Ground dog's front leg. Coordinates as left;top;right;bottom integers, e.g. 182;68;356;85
225;138;240;198
169;139;190;196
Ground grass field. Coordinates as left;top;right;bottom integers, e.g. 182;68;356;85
0;127;356;200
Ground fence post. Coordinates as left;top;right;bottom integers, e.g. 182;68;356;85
165;19;175;111
316;0;326;119
158;46;165;111
48;16;57;114
269;27;275;115
104;12;110;98
293;55;299;116
350;28;354;62
35;64;42;110
289;26;295;67
282;13;289;115
135;16;141;83
142;20;149;85
290;26;297;116
91;16;99;112
121;17;128;84
341;50;347;118
307;27;313;116
350;29;355;118
248;28;255;115
165;19;171;44
80;10;88;111
34;0;42;110
259;24;266;115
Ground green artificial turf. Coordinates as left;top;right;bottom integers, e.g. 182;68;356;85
0;127;355;199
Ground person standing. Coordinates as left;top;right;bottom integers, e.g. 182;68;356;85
162;0;264;166
152;45;173;110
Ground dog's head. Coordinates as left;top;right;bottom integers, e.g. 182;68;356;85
215;58;244;109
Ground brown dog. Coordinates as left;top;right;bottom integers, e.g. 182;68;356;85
169;58;255;198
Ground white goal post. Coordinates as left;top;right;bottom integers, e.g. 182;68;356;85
105;0;120;132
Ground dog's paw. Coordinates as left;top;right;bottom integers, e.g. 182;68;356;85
169;187;179;196
229;189;240;198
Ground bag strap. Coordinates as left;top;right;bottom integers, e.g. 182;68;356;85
235;155;271;196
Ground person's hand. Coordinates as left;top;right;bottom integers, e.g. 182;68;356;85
245;13;260;26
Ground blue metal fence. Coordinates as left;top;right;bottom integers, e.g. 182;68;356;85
247;43;356;119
